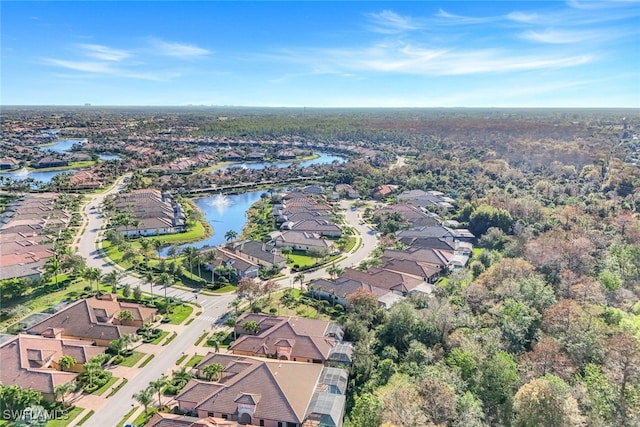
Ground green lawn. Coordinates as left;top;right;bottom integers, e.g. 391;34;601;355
168;304;193;324
186;354;204;367
176;354;188;365
115;407;137;427
131;408;157;427
46;406;84;427
149;330;169;345
287;252;318;268
75;410;94;426
139;354;155;368
93;376;119;396
1;278;91;333
343;236;357;252
212;284;236;293
119;351;146;367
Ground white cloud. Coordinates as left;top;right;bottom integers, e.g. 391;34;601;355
365;10;423;34
76;44;131;61
521;29;600;44
436;9;495;24
506;11;540;23
42;58;179;81
148;38;210;58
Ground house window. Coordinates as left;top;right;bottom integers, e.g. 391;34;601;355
222;414;228;419
278;423;283;427
260;421;265;427
208;412;215;417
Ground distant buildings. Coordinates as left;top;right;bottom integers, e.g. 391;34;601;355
0;193;70;281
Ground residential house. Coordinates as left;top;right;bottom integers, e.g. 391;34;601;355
227;240;287;269
270;231;333;254
32;157;69;169
114;189;186;237
396;225;475;243
284;220;342;238
27;294;156;346
396;189;456;209
177;353;348;427
0;334;107;401
373;184;398;200
209;247;260;279
334;184;359;199
145;413;247;427
0;157;19;170
230;313;351;365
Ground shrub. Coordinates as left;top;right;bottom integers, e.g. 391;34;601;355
112;355;124;365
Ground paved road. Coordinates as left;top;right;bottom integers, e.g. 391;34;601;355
90;293;236;426
74;183;378;425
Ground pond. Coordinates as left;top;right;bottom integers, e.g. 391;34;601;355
98;153;121;161
158;190;266;256
218;152;345;171
40;139;87;153
0;168;77;184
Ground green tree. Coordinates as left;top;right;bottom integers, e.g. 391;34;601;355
133;386;154;413
54;382;76;407
149;375;169;407
225;230;238;242
119;309;134;322
469;204;513;237
0;384;42;414
202;363;223;381
348;392;383;427
514;375;582;427
478;351;519;425
58;355;77;372
243;320;260;335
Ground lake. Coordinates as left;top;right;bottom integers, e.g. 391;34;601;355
42;139;87;153
218;152;345;171
0;168;77;184
158;190;266;256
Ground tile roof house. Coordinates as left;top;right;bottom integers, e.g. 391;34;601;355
27;294;156;346
230;314;351;365
396;225;475;243
227;240;287;268
209;247;260;279
0;334;107;401
177;353;348;427
285;220;342;237
145;412;249;427
114;189;186;237
270;231;334;254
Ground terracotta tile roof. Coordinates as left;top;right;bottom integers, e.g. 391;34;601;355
0;334;107;395
182;354;326;424
27;296;155;342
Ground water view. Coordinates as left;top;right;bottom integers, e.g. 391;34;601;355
41;139;87;153
158;190;266;256
0;168;77;184
218;152;345;171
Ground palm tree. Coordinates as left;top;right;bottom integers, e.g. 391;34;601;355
55;382;76;407
144;271;155;300
83;267;102;295
181;246;197;275
152;239;164;253
58;355;77;372
44;256;60;289
202;363;223;381
119;309;134;322
224;316;239;341
327;263;344;280
203;250;217;285
133;386;154;414
172;366;192;388
243;320;260;335
103;270;121;294
83;361;101;388
294;273;305;290
224;230;238;242
149;375;169;407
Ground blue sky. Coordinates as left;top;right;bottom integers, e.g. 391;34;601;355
2;1;639;107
